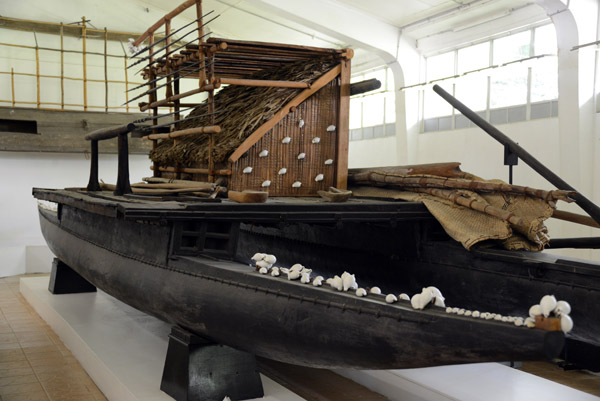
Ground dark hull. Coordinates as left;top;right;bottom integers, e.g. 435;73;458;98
34;190;572;369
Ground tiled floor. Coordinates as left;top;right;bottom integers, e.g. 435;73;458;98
0;274;106;401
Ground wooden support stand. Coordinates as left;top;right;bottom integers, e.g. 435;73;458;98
86;140;100;191
161;326;264;401
48;258;96;294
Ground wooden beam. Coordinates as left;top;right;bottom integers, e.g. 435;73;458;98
133;0;196;46
220;78;310;89
336;56;351;189
0;16;164;44
228;64;342;163
142;125;221;140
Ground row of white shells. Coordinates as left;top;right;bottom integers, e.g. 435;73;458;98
251;253;575;334
252;253;445;310
296;120;336;132
244;158;333;172
259;174;324;188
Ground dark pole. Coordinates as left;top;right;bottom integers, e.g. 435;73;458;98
432;84;600;225
86;140;100;191
115;132;132;196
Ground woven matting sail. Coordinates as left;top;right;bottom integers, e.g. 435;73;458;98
351;177;554;251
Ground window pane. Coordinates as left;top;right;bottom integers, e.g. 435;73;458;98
349;98;362;129
362;93;384;127
385;92;396;124
490;64;528;108
424;83;453;119
531;56;558;102
493;31;531;65
535;24;557;55
455;74;487;111
457;42;490;73
427;51;454;81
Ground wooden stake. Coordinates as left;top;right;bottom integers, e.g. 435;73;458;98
336;57;351;189
81;17;87;111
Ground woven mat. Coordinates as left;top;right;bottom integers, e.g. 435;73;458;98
352;182;554;251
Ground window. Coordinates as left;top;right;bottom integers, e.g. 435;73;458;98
420;23;558;132
349;66;396;141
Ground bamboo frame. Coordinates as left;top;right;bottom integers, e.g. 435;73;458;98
82;17;88;111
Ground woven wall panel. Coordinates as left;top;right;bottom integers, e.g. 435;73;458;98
230;80;340;196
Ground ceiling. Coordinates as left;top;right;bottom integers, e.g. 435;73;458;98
5;0;553;71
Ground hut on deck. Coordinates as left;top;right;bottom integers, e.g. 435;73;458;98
143;36;353;197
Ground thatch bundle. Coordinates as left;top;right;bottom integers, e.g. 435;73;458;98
150;56;338;166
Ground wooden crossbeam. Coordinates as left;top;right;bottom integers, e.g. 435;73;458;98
142;125;221;140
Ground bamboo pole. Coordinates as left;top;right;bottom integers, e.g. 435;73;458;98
219;77;310;89
131;182;214;190
100;182;212;195
10;68;15;107
104;27;108;112
142;177;214;185
60;23;64;109
0;40;142;58
123;55;129;112
33;31;40;108
142;125;221;140
410;187;528;231
552;209;600;229
350;172;576;203
81;17;88;111
140;81;219;111
151;165;232;176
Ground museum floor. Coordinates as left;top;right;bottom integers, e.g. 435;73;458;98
0;274;106;401
0;273;599;401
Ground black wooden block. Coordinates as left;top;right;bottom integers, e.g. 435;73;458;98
161;326;264;401
48;258;97;294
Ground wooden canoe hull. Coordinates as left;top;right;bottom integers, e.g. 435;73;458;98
37;203;564;369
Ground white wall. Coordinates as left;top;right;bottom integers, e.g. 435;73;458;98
392;1;600;262
0;151;151;277
348;137;398;169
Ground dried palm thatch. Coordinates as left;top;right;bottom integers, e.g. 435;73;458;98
150;56;338;166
